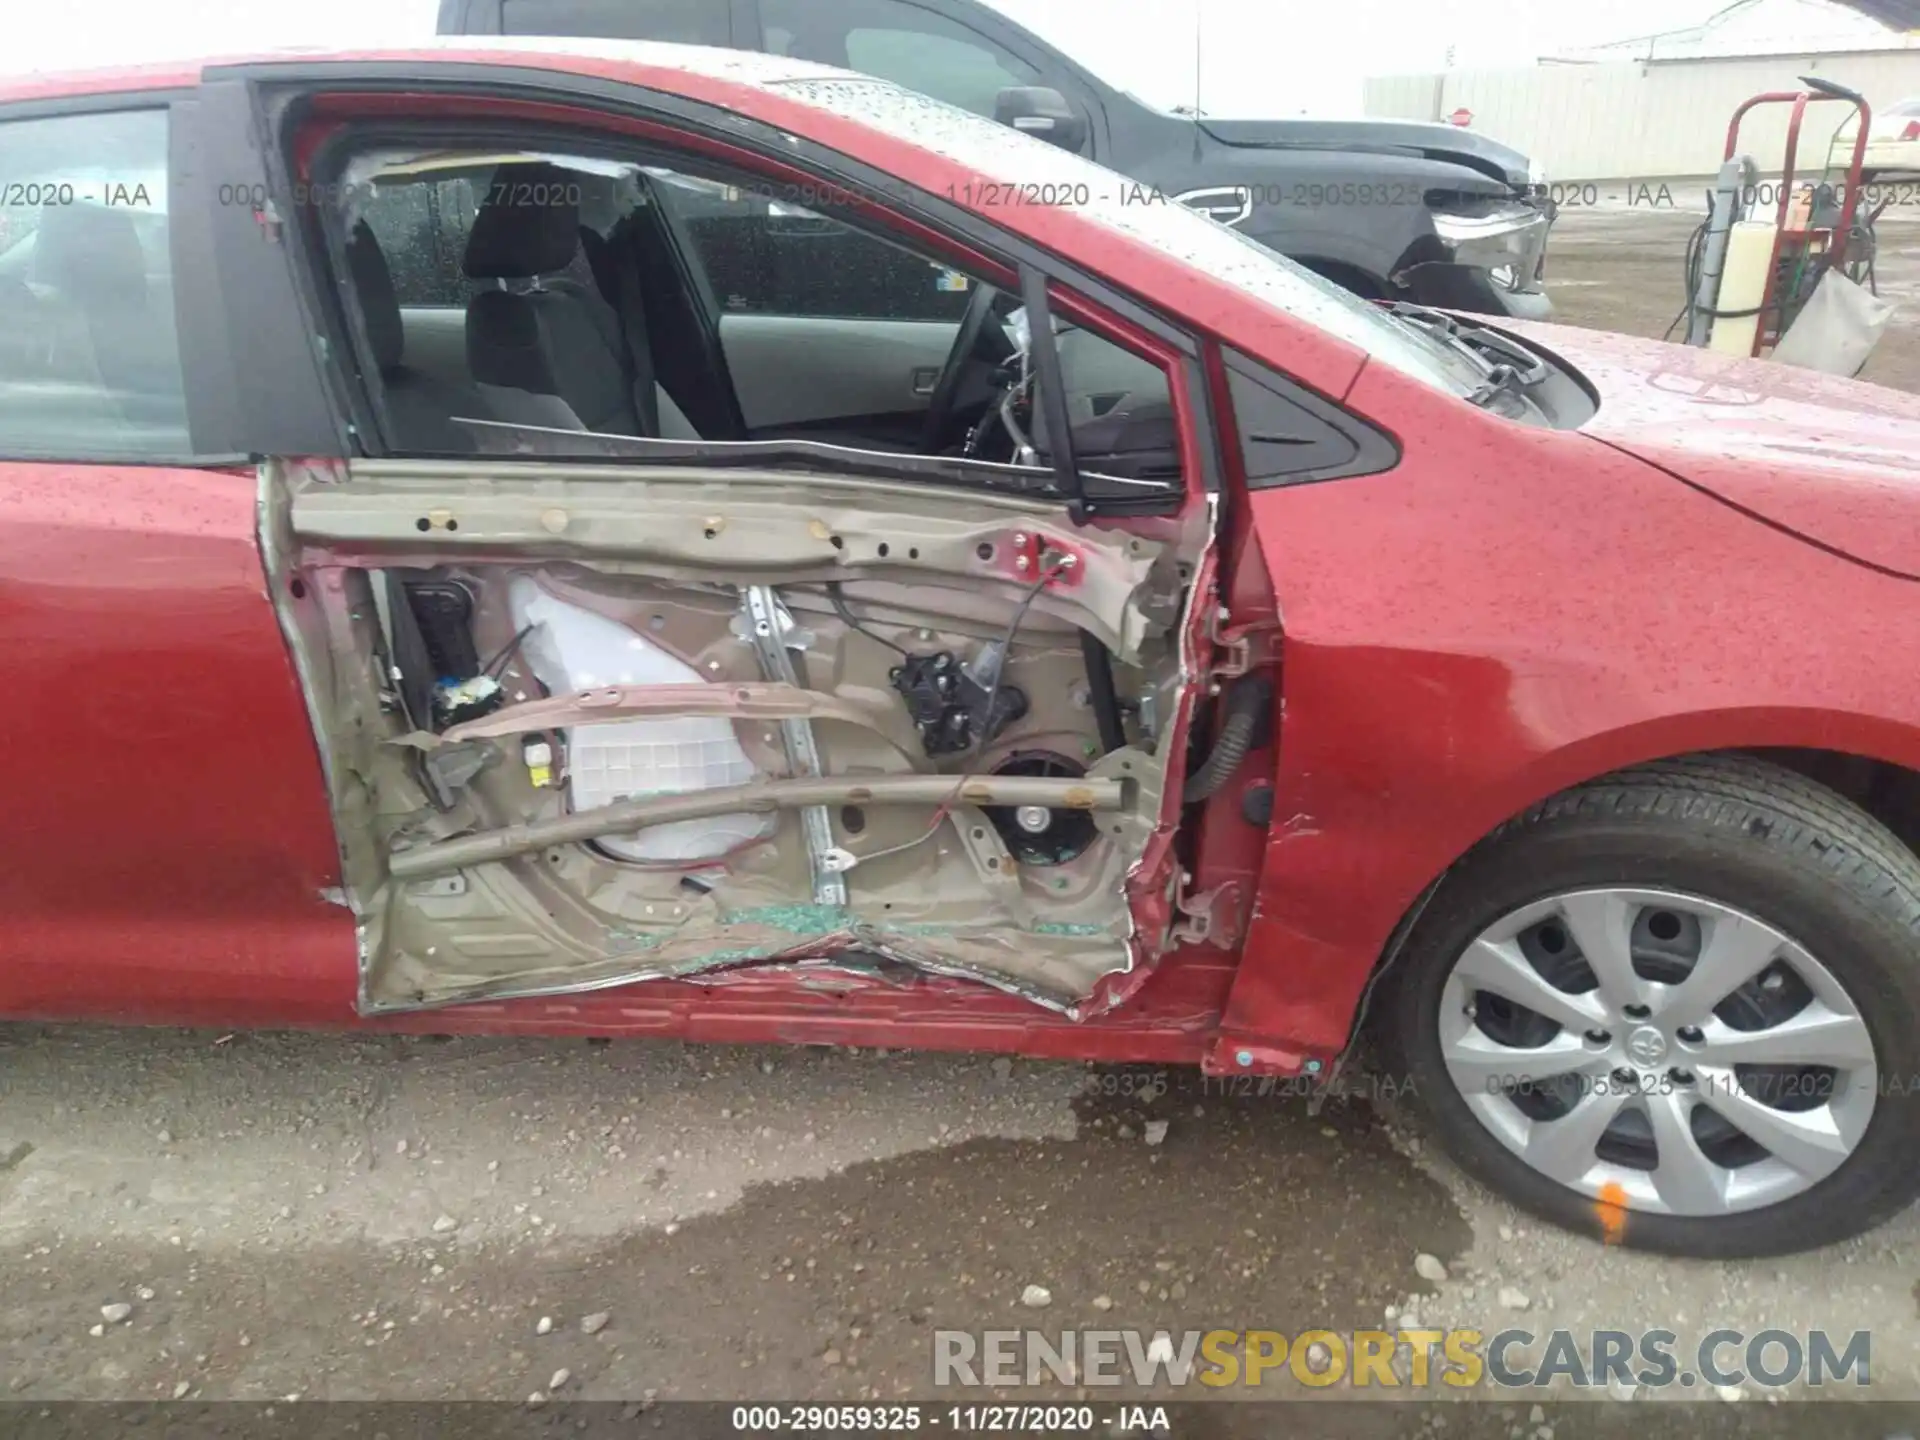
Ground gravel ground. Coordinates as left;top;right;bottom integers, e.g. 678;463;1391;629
2;1023;1916;1431
0;1032;1448;1403
6;208;1920;1436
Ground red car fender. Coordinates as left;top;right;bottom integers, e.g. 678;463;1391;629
1212;359;1920;1068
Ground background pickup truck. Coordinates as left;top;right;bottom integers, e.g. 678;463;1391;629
436;0;1556;317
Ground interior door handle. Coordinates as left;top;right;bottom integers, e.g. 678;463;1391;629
910;366;940;396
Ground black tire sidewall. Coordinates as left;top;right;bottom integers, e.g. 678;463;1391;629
1389;813;1920;1257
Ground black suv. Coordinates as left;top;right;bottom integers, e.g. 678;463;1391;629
436;0;1555;317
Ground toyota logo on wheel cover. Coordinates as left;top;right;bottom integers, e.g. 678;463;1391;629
1626;1026;1669;1067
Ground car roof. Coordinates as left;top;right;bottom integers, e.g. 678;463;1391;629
0;58;207;105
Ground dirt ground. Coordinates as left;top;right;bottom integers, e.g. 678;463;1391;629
5;1027;1917;1437
6;212;1920;1437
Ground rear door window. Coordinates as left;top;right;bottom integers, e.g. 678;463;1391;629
0;107;186;459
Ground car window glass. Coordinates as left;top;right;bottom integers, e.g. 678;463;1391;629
761;0;1038;118
499;0;729;44
326;143;1180;499
358;176;481;308
649;170;975;322
354;163;620;309
0;108;187;458
1225;348;1395;488
647;163;1179;493
770;76;1482;397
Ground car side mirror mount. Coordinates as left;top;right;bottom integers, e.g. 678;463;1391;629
995;87;1088;153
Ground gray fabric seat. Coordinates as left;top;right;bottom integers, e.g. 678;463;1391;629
460;164;701;443
463;164;646;434
346;222;487;453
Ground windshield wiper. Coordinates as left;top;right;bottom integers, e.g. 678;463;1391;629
1387;302;1461;338
1451;324;1550;385
1387;303;1550;387
1465;362;1531;412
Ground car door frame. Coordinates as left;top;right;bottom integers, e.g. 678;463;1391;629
219;57;1212;506
216;56;1272;1016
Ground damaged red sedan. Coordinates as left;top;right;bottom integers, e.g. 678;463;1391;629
4;40;1918;1259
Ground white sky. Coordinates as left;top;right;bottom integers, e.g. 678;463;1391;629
0;0;1875;114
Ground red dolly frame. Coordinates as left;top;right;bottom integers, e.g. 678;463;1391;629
1723;76;1872;355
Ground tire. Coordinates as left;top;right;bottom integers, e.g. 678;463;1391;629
1385;753;1920;1256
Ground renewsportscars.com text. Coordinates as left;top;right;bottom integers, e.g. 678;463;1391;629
933;1327;1871;1391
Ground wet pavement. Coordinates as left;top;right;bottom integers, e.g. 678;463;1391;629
1544;204;1920;392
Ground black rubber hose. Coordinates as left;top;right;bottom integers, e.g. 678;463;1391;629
1184;673;1274;804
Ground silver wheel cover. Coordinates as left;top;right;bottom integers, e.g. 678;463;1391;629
1439;889;1878;1217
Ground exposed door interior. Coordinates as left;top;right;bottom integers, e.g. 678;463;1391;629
273;117;1215;1014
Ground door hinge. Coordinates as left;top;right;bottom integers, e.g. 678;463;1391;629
1169;877;1245;950
1206;609;1282;683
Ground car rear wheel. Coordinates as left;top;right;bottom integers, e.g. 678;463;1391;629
1387;754;1920;1256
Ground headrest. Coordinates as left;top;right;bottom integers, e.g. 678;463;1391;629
346;221;403;372
32;202;146;305
462;162;582;279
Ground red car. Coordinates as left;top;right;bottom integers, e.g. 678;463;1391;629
3;41;1917;1260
